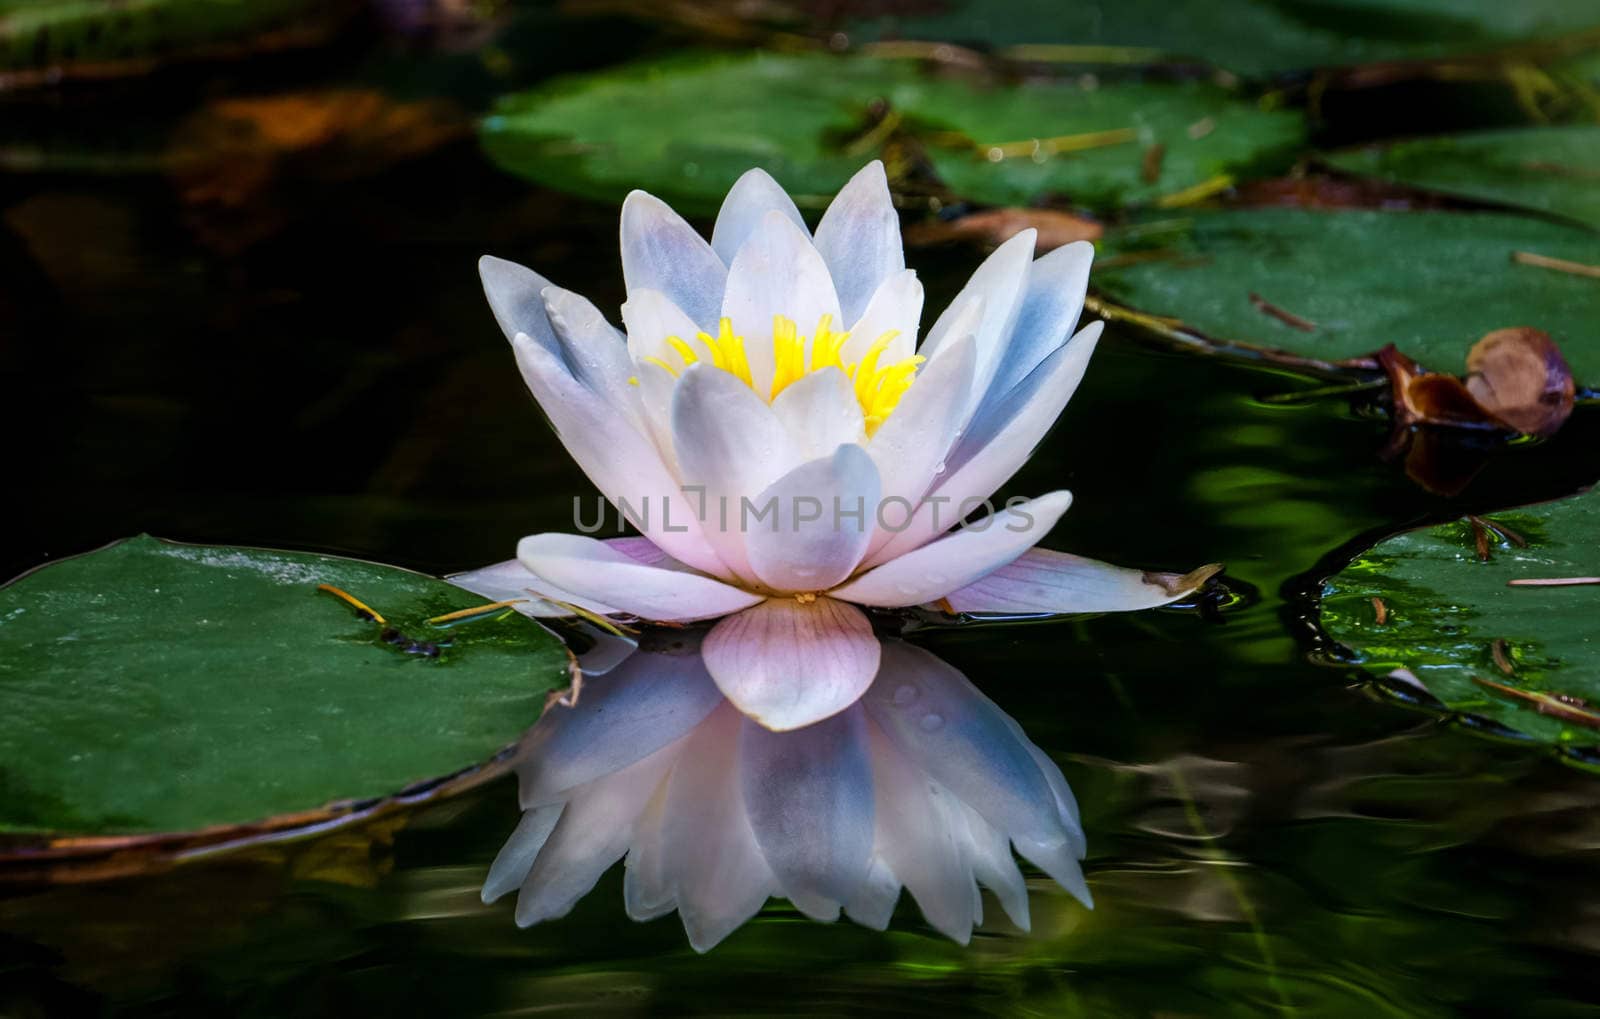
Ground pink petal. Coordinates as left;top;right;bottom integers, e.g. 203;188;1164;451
941;548;1222;615
518;533;763;622
703;597;881;731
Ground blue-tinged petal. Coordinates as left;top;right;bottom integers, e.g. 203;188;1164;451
514;741;680;926
861;641;1072;849
866;716;976;943
620;190;728;330
659;704;778;952
813;161;904;326
739;705;875;909
711;167;809;266
515;636;724;807
479;255;562;360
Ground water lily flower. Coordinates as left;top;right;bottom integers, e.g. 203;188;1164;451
457;163;1216;731
481;633;1091;952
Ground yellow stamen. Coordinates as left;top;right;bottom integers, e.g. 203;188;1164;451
665;335;701;365
650;314;923;434
641;355;679;378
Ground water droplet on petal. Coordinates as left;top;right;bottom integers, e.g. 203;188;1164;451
919;713;944;732
892;684;918;706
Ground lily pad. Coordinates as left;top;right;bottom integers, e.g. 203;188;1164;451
1094;208;1600;385
0;0;332;80
829;0;1600;78
0;537;565;867
1318;488;1600;753
1328;126;1600;230
479;51;1305;214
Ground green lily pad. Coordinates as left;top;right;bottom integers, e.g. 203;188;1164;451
1318;488;1600;752
1095;208;1600;384
479;51;1305;214
0;0;331;79
0;536;565;849
1328;126;1600;230
829;0;1600;78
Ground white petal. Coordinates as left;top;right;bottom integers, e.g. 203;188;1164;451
515;637;724;807
542;285;639;414
916;229;1034;420
518;532;763;622
671;363;802;585
703;597;880;731
951;799;1030;931
623;783;676;921
446;558;617;618
941;547;1219;615
482;804;562;903
832;491;1074;607
813;161;904;326
1025;744;1086;860
977;241;1093;410
1014;836;1093;910
620;190;727;329
769;366;865;460
866;322;1101;567
513;740;679;925
721;211;842;396
509;334;727;576
605;535;673;567
946;318;1104;479
711;167;808;265
867;717;975;944
620;287;703;370
840;269;922;365
479;255;560;353
744;444;881;593
739;705;875;908
660;703;777;952
861;641;1074;850
863;334;975;555
843;856;901;931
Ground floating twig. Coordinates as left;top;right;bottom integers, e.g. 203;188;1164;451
1473;675;1600;730
1141;142;1166;183
427;599;527;627
977;126;1138;161
316;583;387;626
1468;516;1492;561
1491;638;1515;675
1511;250;1600;280
1155;174;1232;208
1249;292;1317;332
1507;576;1600;587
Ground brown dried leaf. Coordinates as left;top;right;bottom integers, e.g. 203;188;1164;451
904;207;1102;253
1463;327;1575;438
1378;344;1507;431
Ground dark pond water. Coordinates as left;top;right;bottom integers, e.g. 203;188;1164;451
5;11;1600;1017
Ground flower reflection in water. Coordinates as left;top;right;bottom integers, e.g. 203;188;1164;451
482;632;1089;952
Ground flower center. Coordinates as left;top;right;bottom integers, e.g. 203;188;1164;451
642;314;923;436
